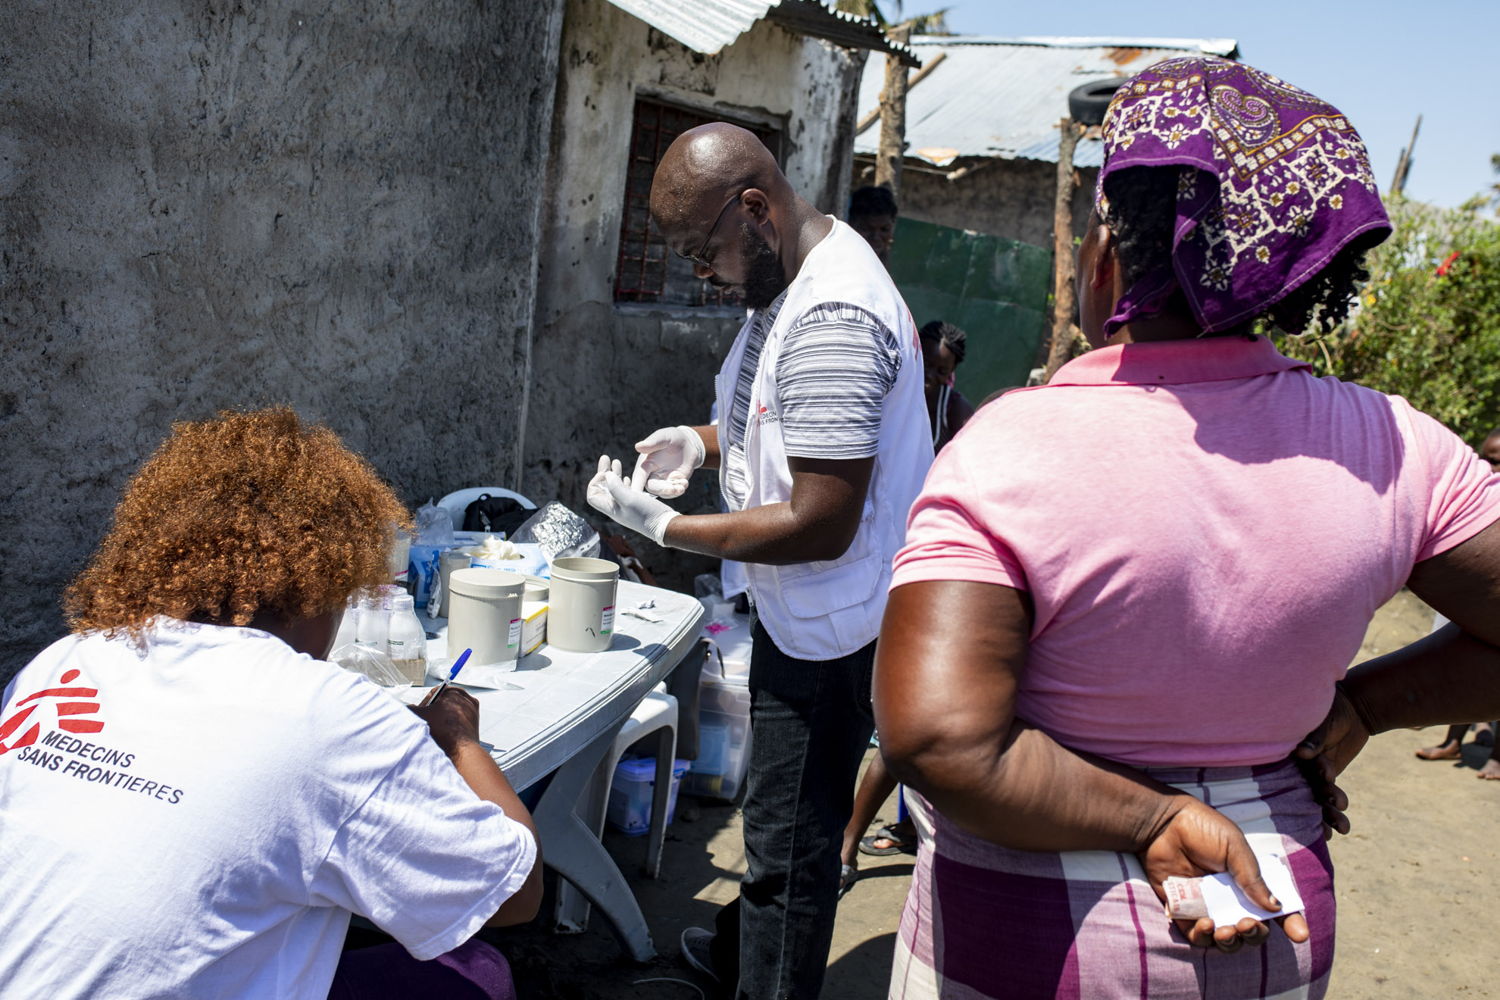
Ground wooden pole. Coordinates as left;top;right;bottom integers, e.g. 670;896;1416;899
1043;118;1084;382
874;25;912;197
1389;113;1422;196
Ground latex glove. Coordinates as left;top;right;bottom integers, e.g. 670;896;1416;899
630;425;705;498
587;455;681;546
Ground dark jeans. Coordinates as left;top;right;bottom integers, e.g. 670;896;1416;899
708;621;877;999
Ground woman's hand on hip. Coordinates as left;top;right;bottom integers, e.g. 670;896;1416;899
1140;796;1310;951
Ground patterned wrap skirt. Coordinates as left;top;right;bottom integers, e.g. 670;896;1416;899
889;759;1335;1000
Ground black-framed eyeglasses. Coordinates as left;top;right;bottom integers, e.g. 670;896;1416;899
679;192;743;268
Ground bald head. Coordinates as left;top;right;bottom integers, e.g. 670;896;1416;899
650;123;787;240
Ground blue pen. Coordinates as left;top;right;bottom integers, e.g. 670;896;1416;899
431;647;472;701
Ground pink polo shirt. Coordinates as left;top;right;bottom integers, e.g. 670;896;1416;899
891;336;1500;767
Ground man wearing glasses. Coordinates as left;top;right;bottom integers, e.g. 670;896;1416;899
587;123;932;998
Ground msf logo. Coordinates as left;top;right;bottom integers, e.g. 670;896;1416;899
0;669;104;755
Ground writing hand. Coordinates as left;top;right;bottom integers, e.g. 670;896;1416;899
410;686;482;759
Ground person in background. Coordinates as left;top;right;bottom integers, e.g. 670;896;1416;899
875;56;1500;999
586;123;932;998
1414;426;1500;780
0;408;541;1000
919;320;977;450
848;184;898;268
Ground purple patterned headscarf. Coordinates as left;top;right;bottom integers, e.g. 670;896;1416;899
1095;56;1391;335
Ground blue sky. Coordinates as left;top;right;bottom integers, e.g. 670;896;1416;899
935;0;1498;208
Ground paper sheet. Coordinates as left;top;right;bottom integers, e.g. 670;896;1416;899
1199;847;1305;925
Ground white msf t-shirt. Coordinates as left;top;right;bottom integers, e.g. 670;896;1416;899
0;619;536;999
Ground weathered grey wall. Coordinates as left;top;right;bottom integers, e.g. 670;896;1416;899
524;0;865;585
1;1;565;681
858;157;1098;249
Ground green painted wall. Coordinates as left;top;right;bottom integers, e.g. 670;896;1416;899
888;217;1052;402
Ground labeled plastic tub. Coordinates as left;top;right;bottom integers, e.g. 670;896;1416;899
685;612;753;801
607;757;689;836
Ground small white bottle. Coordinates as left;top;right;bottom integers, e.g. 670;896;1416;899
386;593;427;686
355;593;389;651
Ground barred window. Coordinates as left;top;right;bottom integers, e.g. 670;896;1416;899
614;97;780;306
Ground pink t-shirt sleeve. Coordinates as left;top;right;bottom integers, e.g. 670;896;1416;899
891;438;1029;592
1405;403;1500;561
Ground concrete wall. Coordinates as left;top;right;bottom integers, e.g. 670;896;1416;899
2;1;566;681
857;156;1098;250
524;0;866;586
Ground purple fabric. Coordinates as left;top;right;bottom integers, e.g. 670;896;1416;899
328;938;516;1000
891;759;1335;999
1095;56;1390;334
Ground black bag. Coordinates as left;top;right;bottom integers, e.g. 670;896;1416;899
461;494;533;537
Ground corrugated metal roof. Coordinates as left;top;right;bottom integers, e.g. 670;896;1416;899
853;35;1240;169
603;0;919;65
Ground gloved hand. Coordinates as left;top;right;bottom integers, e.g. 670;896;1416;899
630;425;705;499
587;455;681;546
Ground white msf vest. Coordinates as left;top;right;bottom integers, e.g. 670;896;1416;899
715;220;933;661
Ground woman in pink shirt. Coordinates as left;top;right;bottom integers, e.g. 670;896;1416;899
876;57;1500;999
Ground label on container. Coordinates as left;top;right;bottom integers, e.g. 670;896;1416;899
600;605;615;635
507;617;522;648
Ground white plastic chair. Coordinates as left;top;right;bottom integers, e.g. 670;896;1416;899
553;689;678;934
435;487;536;531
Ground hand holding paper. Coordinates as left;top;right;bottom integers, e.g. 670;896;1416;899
1139;796;1309;951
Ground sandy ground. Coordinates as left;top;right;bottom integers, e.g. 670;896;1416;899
493;591;1499;999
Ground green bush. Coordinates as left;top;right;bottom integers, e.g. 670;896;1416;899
1279;195;1500;447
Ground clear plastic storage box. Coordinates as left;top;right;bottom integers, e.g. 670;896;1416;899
607;757;689;836
685;612;753;801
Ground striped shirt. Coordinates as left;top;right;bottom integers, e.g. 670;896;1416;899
722;295;902;511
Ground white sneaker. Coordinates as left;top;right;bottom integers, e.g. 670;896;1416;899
680;926;720;984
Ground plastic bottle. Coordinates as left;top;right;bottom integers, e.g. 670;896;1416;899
386;593;427;685
355;592;389;652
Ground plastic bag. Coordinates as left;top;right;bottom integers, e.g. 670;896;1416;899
329;642;411;688
510;501;601;563
414;499;455;547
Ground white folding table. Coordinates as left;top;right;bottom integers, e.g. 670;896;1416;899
420;580;704;961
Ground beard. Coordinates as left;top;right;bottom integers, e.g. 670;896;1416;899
737;225;789;309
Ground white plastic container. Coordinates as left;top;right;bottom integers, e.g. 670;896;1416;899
607;757;689;835
548;557;620;652
385;593;427;685
436;548;472;619
447;568;525;667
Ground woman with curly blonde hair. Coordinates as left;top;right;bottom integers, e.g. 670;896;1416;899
0;408;541;1000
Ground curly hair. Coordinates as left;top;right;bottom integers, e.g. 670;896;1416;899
1101;166;1372;336
64;408;410;639
919;320;968;364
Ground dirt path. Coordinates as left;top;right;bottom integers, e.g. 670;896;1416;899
1323;590;1499;999
498;591;1499;998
